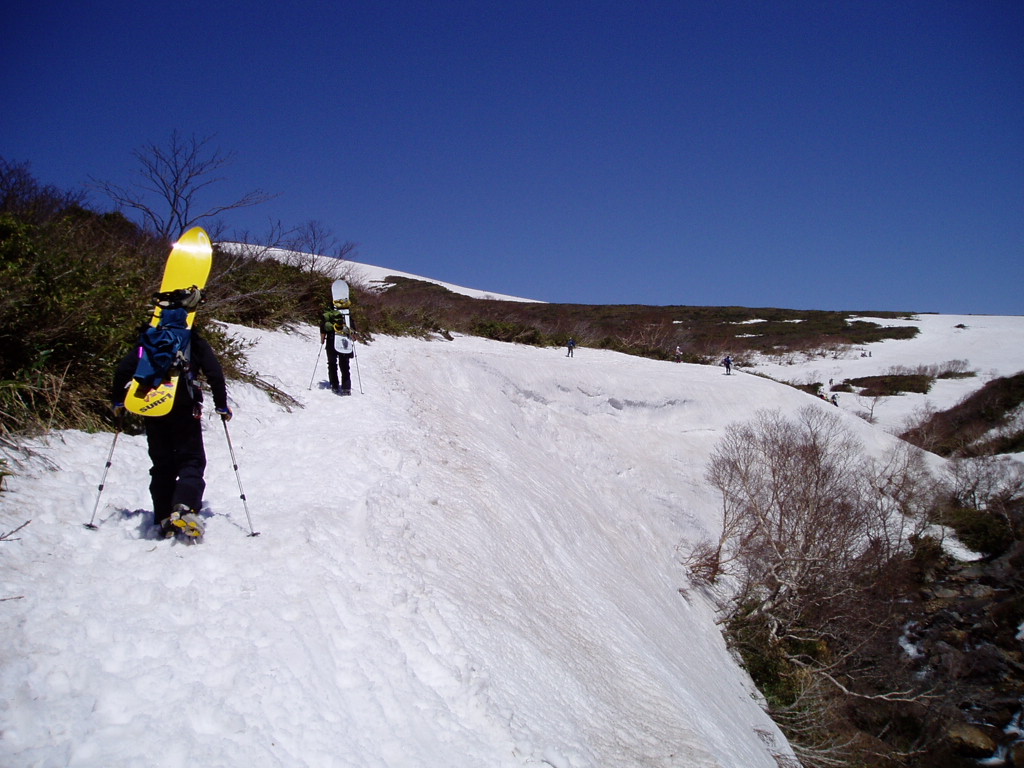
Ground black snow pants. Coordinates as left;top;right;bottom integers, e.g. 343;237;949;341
144;400;207;522
326;342;353;392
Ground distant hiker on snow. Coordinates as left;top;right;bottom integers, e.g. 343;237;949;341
112;312;231;540
321;306;355;395
566;338;577;358
722;355;733;375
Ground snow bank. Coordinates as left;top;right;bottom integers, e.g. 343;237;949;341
4;311;1021;767
2;327;807;767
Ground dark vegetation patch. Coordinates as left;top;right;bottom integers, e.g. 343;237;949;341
901;372;1024;457
844;374;934;397
359;275;917;364
834;362;976;399
0;159;330;438
936;506;1014;557
793;382;825;397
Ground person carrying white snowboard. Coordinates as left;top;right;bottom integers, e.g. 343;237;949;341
320;307;355;395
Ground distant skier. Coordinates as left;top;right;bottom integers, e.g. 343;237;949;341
674;346;683;363
722;355;733;375
566;338;577;358
320;306;355;395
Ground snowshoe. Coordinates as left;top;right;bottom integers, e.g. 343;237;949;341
169;505;204;540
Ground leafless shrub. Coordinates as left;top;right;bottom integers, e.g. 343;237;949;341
0;520;29;602
942;455;1024;538
853;393;886;424
677;538;724;585
897;403;941;451
281;219;358;280
93;130;275;240
900;371;1024;457
1;520;29;542
944;455;1023;509
885;360;972;379
622;319;676;353
683;407;938;762
697;407;929;611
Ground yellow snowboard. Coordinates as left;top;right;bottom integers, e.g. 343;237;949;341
124;227;212;417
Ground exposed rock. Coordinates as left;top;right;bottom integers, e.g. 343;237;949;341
946;721;999;756
903;536;1024;763
1011;740;1024;767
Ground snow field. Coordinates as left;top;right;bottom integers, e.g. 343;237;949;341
5;313;1022;767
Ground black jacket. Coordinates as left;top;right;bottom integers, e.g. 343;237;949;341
112;331;228;412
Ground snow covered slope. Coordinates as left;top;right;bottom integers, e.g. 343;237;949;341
749;313;1024;435
226;242;541;303
0;328;825;767
343;258;542;302
2;311;1021;767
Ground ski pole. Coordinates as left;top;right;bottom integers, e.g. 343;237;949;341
221;417;259;537
84;420;122;530
307;340;325;390
354;348;364;394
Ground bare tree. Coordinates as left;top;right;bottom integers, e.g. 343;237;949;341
943;455;1024;537
681;407;938;765
854;392;888;424
693;407;930;614
281;219;358;280
93;131;274;240
622;319;676;353
0;158;85;223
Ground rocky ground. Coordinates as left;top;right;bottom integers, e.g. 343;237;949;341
907;540;1024;765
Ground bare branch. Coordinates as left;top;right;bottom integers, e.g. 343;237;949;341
92;130;276;239
789;657;936;703
1;519;30;541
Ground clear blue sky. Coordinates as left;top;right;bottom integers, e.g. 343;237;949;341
5;1;1022;314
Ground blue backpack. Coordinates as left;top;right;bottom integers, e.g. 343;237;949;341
133;307;192;389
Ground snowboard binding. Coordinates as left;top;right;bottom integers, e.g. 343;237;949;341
153;285;204;311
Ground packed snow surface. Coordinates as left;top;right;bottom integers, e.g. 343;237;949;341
2;311;1022;767
750;313;1024;435
226;242;542;303
343;258;542;303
